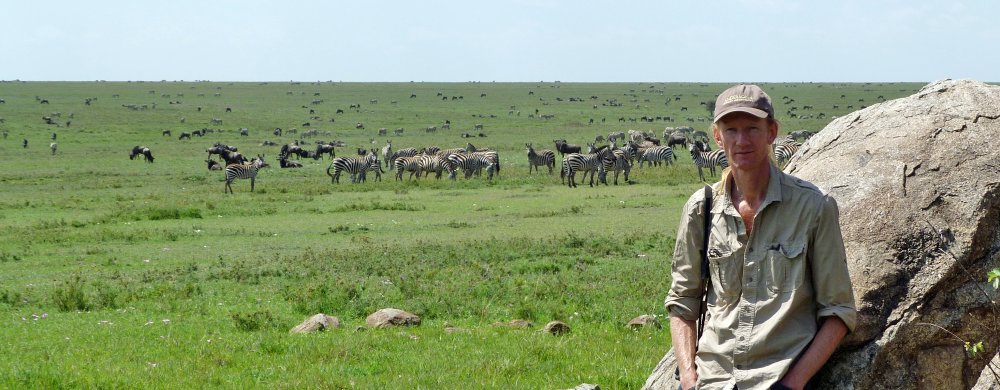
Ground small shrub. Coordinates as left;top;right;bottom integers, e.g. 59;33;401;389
231;310;277;332
53;275;91;312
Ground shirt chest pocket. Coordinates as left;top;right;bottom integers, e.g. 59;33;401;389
764;241;807;294
707;248;741;301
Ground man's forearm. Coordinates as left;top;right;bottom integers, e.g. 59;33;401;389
778;316;849;389
670;316;699;389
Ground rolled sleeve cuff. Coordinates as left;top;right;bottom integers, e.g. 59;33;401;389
817;305;858;334
666;297;701;322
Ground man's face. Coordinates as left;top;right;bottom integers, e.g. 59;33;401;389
713;112;778;171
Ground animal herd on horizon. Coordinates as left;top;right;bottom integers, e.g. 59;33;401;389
2;84;830;193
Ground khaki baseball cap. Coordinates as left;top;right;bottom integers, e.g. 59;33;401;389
713;84;774;123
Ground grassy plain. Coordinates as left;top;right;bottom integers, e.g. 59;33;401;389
0;80;923;388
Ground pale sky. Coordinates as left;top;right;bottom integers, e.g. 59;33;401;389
3;0;996;82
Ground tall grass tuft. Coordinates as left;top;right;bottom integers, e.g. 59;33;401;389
52;275;91;312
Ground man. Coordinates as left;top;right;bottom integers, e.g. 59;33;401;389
666;84;857;390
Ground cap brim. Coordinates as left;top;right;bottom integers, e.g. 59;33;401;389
713;107;769;123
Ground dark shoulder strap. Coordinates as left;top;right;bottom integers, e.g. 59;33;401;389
701;185;712;281
698;185;712;340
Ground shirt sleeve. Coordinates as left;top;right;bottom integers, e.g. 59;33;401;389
809;195;858;333
665;190;707;321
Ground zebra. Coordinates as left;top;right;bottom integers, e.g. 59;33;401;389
327;153;377;183
416;154;449;179
224;154;268;193
470;150;500;177
50;143;57;155
381;140;392;167
563;152;604;188
608;131;626;143
599;149;631;185
362;151;384;182
773;140;801;167
689;142;728;182
389;147;419;168
394;155;424;181
446;153;496;180
637;145;674;168
526;143;555;174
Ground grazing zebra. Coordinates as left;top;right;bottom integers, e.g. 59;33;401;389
689;142;728;182
327;153;377;183
773;141;801;167
608;131;626;143
470;150;500;177
394;156;424;181
381;140;392;167
563;152;604;188
525;143;556;174
637;145;674;168
599;149;631;185
446;153;496;180
224;154;268;193
50;143;57;155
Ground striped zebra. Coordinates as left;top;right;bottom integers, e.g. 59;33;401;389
599;149;631;185
389;147;418;168
362;152;384;182
773;138;801;167
417;154;449;179
446;153;496;180
224;154;268;193
689;142;728;182
394;155;424;181
327;154;377;184
380;140;393;167
564;152;604;188
637;145;674;168
525;143;555;174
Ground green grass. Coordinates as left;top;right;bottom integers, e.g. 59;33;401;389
0;80;923;388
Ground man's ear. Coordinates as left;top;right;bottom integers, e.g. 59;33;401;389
767;120;779;144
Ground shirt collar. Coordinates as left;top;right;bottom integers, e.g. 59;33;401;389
712;164;784;215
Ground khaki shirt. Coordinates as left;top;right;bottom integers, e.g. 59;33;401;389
665;165;857;389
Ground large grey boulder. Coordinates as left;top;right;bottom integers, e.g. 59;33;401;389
643;79;1000;389
365;308;421;328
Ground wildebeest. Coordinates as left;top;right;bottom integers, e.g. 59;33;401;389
129;146;154;163
179;132;191;140
788;130;815;141
665;133;688;149
552;139;582;157
162;129;172;137
206;159;223;171
50;143;57;155
278;155;302;168
208;144;245;165
315;143;336;159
